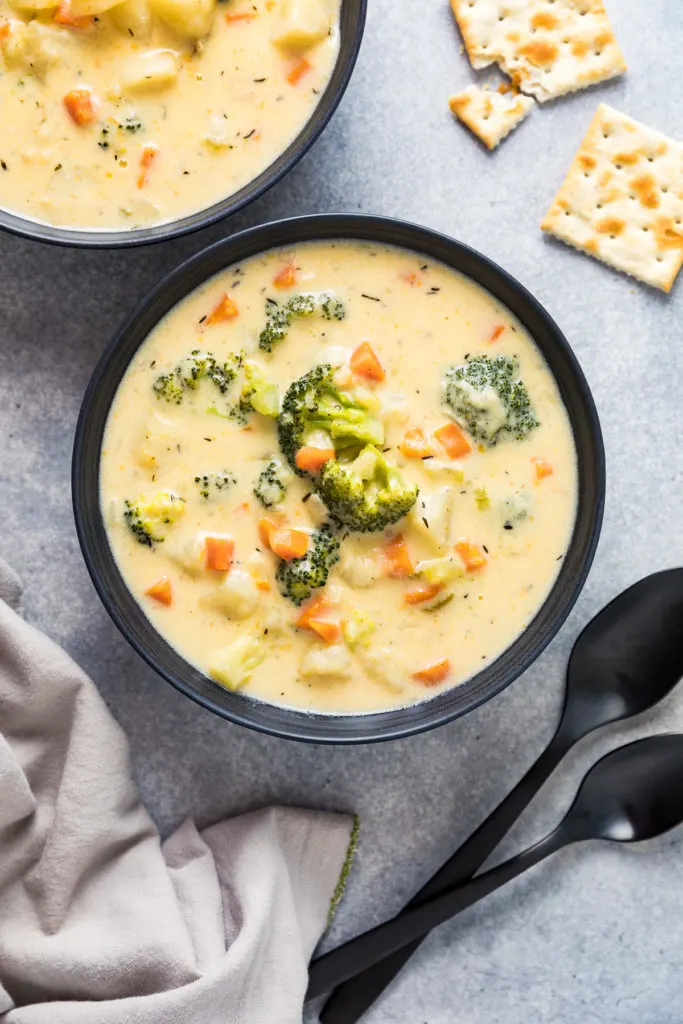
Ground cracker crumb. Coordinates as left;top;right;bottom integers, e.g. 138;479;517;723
449;84;534;150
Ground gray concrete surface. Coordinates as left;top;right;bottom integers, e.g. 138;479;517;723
2;1;683;1021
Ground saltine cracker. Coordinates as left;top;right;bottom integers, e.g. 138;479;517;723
450;0;626;103
541;104;683;292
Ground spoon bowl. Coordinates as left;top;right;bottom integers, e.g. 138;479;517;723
567;734;683;844
559;569;683;745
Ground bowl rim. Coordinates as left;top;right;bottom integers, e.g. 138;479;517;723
0;0;367;250
72;212;606;744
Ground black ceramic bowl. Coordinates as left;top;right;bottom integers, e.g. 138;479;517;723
0;1;366;249
73;214;605;743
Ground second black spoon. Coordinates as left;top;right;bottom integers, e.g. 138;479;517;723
310;733;683;997
317;568;683;1021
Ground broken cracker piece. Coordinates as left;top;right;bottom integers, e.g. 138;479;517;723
450;0;626;103
449;85;534;149
541;103;683;292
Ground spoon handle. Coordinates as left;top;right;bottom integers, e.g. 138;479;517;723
317;731;571;1021
308;825;568;1001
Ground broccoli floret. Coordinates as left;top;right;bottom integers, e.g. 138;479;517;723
123;490;185;546
210;359;277;424
194;471;236;500
443;355;539;446
176;350;214;389
320;295;346;321
258;292;346;352
318;445;418;532
153;349;242;405
275;524;340;605
253;457;291;508
242;360;279;417
342;609;376;649
278;364;384;474
153;373;185;404
209;351;243;393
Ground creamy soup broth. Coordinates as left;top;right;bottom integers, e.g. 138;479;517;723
0;0;339;229
101;240;578;713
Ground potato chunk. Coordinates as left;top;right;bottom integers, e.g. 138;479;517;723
24;21;71;77
408;487;456;552
272;0;333;50
120;49;179;93
150;0;214;39
110;0;152;39
210;633;264;692
0;19;27;66
209;570;260;621
300;644;351;681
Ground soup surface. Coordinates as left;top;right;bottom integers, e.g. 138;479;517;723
101;240;578;714
0;0;339;229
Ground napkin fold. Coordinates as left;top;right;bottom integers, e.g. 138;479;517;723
0;559;355;1024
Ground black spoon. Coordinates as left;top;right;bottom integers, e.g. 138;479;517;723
317;569;683;1020
309;733;683;998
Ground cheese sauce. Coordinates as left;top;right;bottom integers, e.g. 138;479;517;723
100;240;578;714
0;0;340;229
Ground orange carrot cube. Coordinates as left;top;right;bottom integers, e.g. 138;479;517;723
206;293;239;325
63;88;97;127
145;578;173;606
434;422;472;459
413;658;451;685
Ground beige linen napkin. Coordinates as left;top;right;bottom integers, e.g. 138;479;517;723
0;559;355;1023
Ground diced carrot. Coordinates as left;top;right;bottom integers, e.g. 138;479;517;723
295;445;336;473
533;458;553;481
63;88;97;127
307;618;342;644
412;658;452;685
489;324;505;343
350;341;386;383
296;593;329;624
259;518;277;547
55;0;91;26
287;56;311;85
204;536;234;572
269;528;310;561
145;578;173;606
400;271;422;286
404;581;443;605
399;427;433;459
296;595;341;644
225;10;257;21
273;261;297;288
137;143;158;189
254;578;271;592
206;293;239;324
382;534;415;579
455;541;487;572
434;422;472;459
0;21;10;41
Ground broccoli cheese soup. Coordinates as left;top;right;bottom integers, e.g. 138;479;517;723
100;240;578;714
0;0;340;229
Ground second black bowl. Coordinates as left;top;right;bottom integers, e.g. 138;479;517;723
73;214;605;742
0;0;366;249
